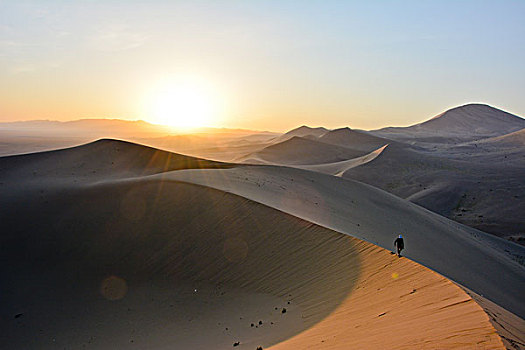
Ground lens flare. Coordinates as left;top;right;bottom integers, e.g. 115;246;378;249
100;275;128;301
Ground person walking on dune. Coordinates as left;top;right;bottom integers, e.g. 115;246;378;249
394;234;404;257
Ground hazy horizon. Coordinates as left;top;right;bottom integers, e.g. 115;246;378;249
1;102;523;135
1;1;524;132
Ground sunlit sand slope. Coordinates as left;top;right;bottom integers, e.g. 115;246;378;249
0;179;504;349
271;246;505;350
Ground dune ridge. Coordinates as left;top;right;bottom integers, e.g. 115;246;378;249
298;144;389;176
0;139;522;349
0;175;505;349
166;165;525;319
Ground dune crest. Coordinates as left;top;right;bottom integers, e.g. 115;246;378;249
1;140;522;349
299;144;388;176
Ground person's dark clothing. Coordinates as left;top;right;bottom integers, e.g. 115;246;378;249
394;237;404;256
394;237;404;250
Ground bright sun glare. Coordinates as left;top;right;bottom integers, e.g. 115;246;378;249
149;78;219;130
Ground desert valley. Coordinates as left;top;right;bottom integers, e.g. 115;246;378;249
1;103;524;349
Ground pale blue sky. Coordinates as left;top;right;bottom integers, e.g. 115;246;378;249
1;0;524;130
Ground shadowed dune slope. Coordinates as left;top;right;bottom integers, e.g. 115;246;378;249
0;180;360;349
0;177;504;349
318;127;391;152
0;139;233;189
341;142;525;242
239;136;366;165
475;128;525;147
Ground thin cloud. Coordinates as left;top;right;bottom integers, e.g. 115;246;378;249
88;25;150;52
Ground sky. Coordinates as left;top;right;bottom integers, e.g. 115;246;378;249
1;0;524;132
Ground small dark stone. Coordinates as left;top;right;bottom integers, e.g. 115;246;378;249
251;323;254;327
233;342;240;347
282;308;287;314
287;301;290;304
14;313;23;319
257;347;263;350
258;320;262;325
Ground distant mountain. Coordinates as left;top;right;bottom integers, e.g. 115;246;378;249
0;119;273;139
0;119;171;138
0;119;276;157
318;127;391;152
374;104;525;143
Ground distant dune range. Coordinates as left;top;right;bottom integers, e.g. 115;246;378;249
1;139;524;349
232;104;525;243
0;103;523;241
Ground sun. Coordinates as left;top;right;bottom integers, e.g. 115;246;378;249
148;78;219;130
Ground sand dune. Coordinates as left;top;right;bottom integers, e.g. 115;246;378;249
341;142;525;242
0;139;232;184
298;144;388;176
238;136;366;165
0;180;505;349
271;125;329;144
318;127;391;152
167;166;525;319
1;140;523;349
0;178;359;349
374;104;525;143
473;128;525;147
